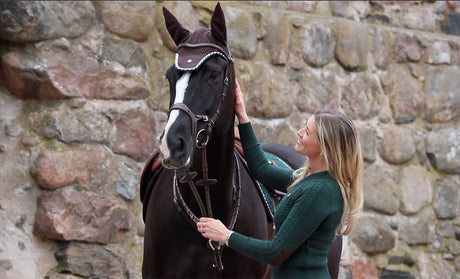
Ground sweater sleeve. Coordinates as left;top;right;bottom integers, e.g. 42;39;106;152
228;182;333;265
238;122;294;192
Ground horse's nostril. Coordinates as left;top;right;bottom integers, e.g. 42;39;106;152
176;138;185;153
170;136;188;156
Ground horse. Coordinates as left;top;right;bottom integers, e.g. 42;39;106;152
140;4;273;278
140;3;342;279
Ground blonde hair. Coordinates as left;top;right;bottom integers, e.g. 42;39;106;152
289;109;363;235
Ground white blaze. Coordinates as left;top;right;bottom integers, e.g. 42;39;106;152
159;72;191;161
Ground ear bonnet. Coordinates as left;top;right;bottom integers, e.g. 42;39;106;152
163;3;234;71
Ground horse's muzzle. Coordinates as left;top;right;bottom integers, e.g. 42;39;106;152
159;138;191;170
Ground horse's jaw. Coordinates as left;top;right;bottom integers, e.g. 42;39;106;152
161;161;190;170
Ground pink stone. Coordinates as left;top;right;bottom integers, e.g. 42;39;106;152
33;187;132;244
32;147;109;190
349;258;379;279
0;52;67;99
110;107;156;161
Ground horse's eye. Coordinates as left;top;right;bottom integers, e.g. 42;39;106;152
209;71;220;80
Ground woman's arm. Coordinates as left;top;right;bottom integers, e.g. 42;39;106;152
239;122;293;191
234;79;294;191
198;182;334;265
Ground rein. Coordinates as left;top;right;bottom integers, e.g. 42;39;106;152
172;151;241;271
169;45;235;271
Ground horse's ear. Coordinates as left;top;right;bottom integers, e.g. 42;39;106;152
163;6;190;46
211;3;227;45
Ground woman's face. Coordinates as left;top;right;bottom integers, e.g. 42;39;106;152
295;115;322;158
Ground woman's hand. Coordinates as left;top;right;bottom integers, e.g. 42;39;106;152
197;217;231;243
234;79;250;124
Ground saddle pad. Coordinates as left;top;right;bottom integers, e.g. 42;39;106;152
259;151;292;215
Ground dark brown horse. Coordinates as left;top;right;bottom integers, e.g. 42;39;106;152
140;3;342;279
140;4;273;278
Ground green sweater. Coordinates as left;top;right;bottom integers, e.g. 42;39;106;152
228;123;344;279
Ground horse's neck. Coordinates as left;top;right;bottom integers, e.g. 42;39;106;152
193;131;235;185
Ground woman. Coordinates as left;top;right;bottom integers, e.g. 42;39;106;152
197;79;363;278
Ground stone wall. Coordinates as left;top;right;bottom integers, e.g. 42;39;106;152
0;1;460;278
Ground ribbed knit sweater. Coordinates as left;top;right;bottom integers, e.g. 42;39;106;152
228;123;344;279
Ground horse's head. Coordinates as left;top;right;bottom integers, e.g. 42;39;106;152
159;3;235;170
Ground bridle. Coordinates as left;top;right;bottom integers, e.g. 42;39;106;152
168;42;237;271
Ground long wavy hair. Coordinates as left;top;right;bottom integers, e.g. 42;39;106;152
289;109;363;235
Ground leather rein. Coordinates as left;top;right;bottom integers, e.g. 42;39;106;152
169;45;237;271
